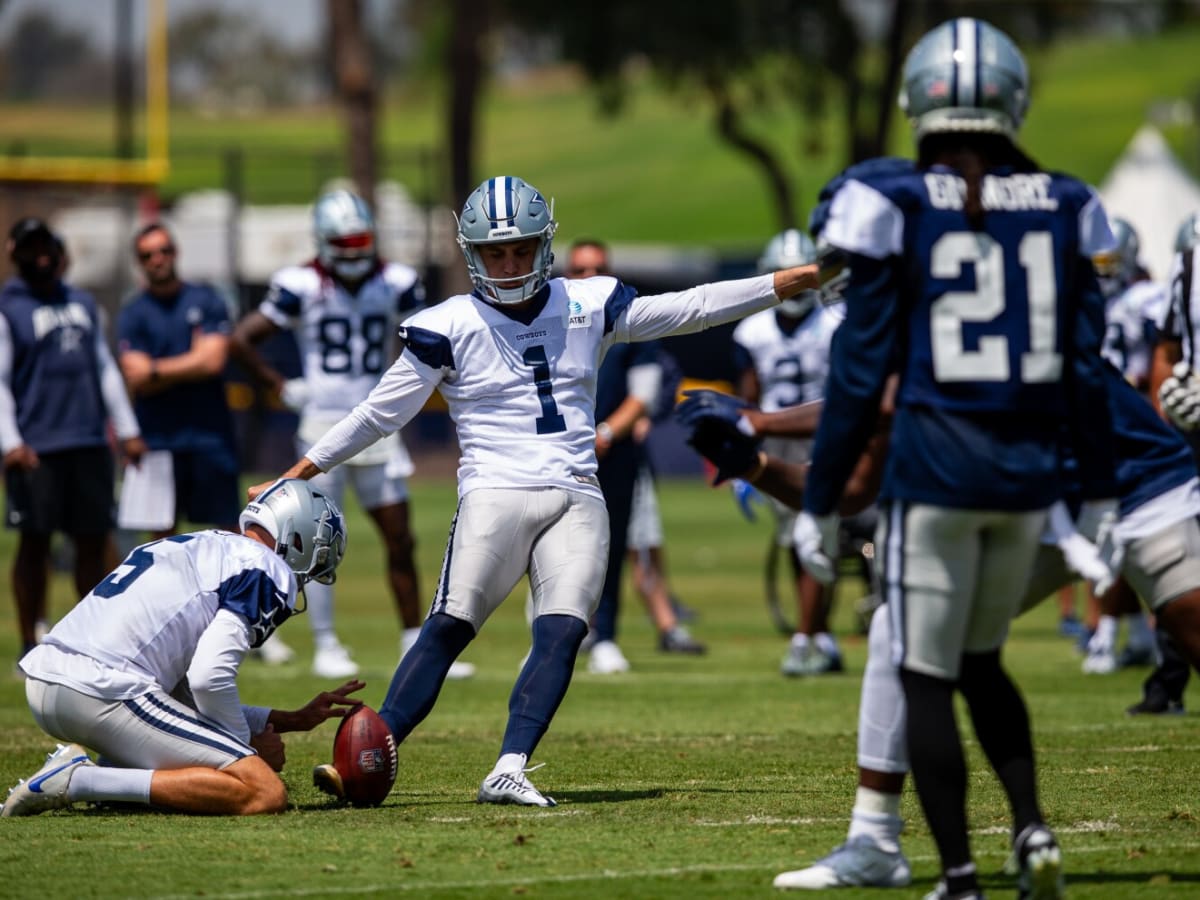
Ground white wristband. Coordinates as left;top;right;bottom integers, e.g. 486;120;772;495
596;422;614;442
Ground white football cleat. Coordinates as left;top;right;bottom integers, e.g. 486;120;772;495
477;762;556;808
773;836;912;889
255;632;295;665
1081;646;1117;675
1014;823;1065;900
446;661;476;680
2;743;94;817
588;640;630;675
313;642;359;679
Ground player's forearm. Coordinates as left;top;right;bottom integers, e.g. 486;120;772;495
154;337;230;385
746;401;824;439
625;273;782;340
1150;341;1182;419
229;333;283;391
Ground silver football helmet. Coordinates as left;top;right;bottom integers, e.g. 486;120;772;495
239;479;347;586
314;189;377;282
456;175;557;305
898;18;1030;143
1175;212;1200;254
1093;217;1140;299
758;229;820;317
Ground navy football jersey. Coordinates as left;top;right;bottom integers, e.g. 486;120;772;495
805;160;1116;513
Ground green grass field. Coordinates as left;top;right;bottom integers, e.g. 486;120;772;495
0;476;1198;898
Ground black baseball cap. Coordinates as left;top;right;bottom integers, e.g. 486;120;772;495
9;217;56;250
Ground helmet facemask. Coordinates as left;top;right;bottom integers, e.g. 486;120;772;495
239;479;347;587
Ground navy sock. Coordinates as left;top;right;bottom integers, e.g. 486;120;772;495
500;614;588;758
378;613;475;741
899;667;973;873
959;650;1042;836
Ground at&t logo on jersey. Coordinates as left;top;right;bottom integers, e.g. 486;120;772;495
567;299;589;328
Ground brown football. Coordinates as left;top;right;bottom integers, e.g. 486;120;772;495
331;705;398;807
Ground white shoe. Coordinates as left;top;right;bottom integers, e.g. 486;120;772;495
588;640;630;674
256;632;295;665
773;836;912;889
477;761;556;807
2;743;94;817
1081;646;1117;675
781;642;811;677
446;661;476;680
313;642;359;679
1014;824;1064;900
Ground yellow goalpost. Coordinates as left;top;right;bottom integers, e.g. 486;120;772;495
0;0;168;186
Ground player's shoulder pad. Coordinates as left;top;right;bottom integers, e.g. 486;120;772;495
269;264;322;296
809;157;916;239
381;260;421;290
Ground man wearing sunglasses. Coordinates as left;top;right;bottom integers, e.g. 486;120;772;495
116;223;241;539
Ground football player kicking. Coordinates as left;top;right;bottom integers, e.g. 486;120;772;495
250;174;823;807
3;480;358;818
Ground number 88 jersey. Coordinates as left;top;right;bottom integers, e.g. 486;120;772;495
260;261;425;419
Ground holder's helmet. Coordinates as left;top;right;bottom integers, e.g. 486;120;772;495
239;479;347;586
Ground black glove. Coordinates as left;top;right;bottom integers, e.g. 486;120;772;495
675;389;755;432
686;418;762;486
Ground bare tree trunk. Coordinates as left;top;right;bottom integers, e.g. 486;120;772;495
710;81;796;231
871;0;910;156
328;0;377;208
448;0;487;207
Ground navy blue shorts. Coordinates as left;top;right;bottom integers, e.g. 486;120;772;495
172;448;241;528
5;446;114;535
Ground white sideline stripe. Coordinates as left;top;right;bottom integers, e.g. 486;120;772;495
146;840;1195;899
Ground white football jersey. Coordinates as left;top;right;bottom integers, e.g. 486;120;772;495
733;306;843;411
306;273;779;499
260;261;425;419
1102;279;1165;386
20;531;297;740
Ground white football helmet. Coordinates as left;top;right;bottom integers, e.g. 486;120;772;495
758;229;820;317
314;189;377;283
456;175;557;305
1175;212;1200;254
1093;217;1140;299
899;18;1030;143
239;479;347;586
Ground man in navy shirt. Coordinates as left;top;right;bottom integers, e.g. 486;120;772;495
1;217;145;663
116;223;240;537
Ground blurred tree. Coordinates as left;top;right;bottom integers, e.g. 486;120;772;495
500;0;916;230
328;0;378;207
0;9;97;101
168;9;322;107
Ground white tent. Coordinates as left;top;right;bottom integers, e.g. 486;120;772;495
1099;124;1200;281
